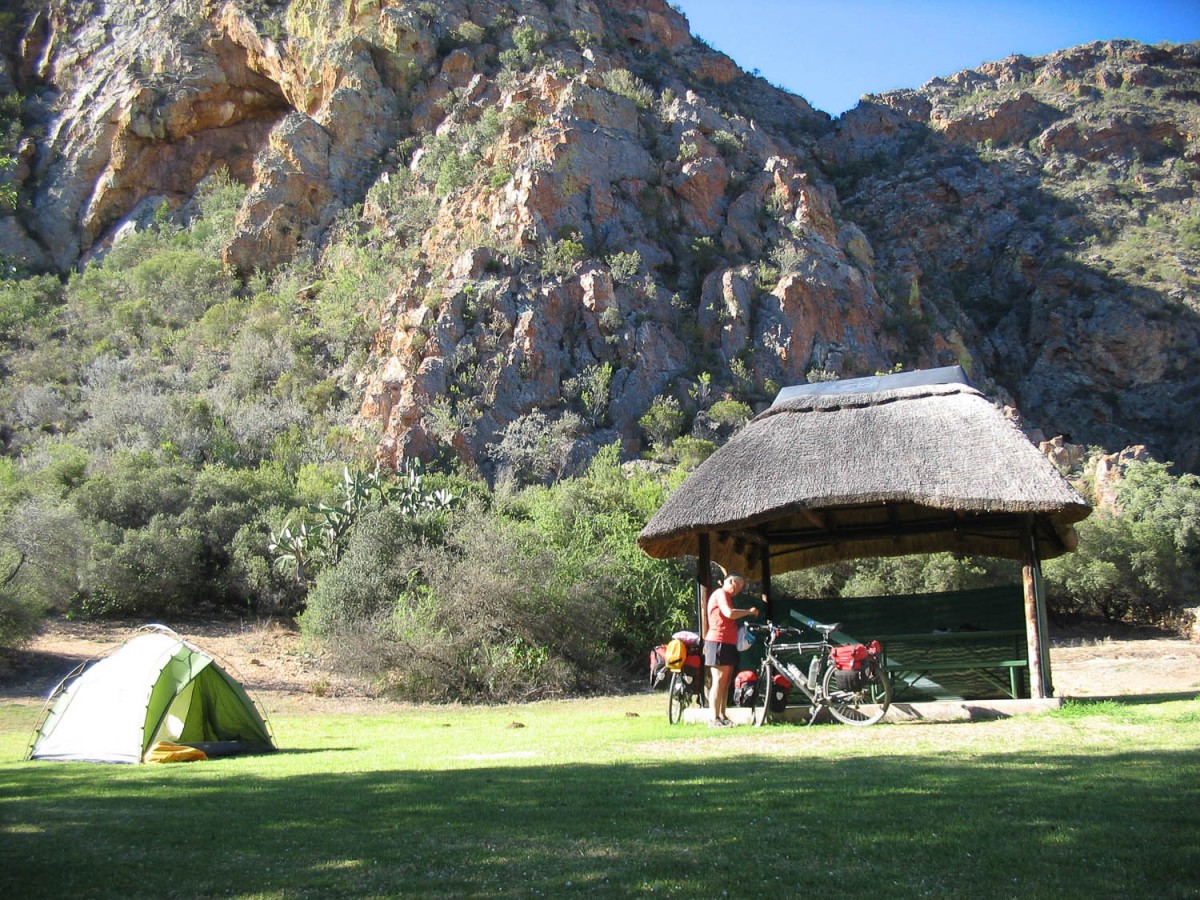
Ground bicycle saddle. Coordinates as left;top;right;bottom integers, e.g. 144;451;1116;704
814;622;841;637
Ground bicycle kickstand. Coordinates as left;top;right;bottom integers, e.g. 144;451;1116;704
807;702;822;726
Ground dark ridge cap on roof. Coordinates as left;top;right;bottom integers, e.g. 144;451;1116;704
755;382;979;422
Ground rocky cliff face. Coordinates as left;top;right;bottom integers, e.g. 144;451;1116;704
817;40;1200;471
1;3;1197;474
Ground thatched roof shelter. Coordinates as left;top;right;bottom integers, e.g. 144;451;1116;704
638;369;1091;576
638;367;1090;701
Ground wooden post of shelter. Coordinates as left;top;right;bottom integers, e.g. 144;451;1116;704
760;550;772;622
697;533;712;637
1032;540;1054;696
1021;517;1050;699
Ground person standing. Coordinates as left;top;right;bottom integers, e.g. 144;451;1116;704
703;573;759;727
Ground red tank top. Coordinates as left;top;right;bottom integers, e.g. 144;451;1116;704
704;588;738;644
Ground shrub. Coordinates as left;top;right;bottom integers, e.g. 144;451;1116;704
0;274;62;342
0;496;86;623
774;554;1018;602
563;363;612;427
607;250;642;283
711;130;743;159
299;505;442;641
540;237;587;278
601;69;655;109
0;582;42;649
80;519;209;616
488;410;581;485
706;398;751;428
639;396;685;453
671;435;716;470
302;448;692;695
305;503;622;702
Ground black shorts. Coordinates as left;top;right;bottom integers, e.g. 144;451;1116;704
703;640;739;667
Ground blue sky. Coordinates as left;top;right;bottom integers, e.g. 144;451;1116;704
670;1;1200;116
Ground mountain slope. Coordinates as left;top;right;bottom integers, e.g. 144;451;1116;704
2;3;1198;473
819;40;1200;470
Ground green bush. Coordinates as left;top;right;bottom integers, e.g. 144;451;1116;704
774;553;1020;602
488;410;581;485
606;250;642;283
301;447;691;697
601;69;654;109
0;274;62;343
302;503;618;702
0;583;42;648
299;505;441;641
706;398;751;428
80;518;209;617
1046;460;1200;628
540;237;587;278
671;436;716;470
639;396;685;453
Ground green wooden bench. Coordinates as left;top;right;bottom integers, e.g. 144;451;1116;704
776;586;1031;702
875;630;1029;700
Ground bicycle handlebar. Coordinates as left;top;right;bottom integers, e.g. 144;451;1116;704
747;621;843;642
746;623;804;641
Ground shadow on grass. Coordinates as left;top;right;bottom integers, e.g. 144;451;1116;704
3;747;1198;897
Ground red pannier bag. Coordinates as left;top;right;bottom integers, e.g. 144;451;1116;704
732;669;759;707
831;644;868;670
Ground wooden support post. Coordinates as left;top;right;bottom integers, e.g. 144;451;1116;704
1033;553;1054;696
1021;519;1048;699
760;551;772;622
697;533;712;637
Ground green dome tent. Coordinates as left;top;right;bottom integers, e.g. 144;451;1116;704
27;625;275;764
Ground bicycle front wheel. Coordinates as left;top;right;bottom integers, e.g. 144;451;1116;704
822;659;892;726
667;671;687;724
752;662;774;727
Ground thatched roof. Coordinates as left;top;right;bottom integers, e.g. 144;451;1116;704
637;378;1092;574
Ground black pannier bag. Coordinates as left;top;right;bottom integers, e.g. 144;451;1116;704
834;668;863;691
768;673;791;712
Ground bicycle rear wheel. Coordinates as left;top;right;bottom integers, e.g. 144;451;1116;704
667;671;687;724
822;659;892;725
752;662;774;726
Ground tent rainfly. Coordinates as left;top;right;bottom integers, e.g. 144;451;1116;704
636;367;1092;698
27;626;275;764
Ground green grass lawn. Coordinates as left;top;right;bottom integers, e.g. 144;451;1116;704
2;693;1198;898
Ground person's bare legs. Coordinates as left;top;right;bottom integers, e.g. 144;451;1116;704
709;664;733;723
